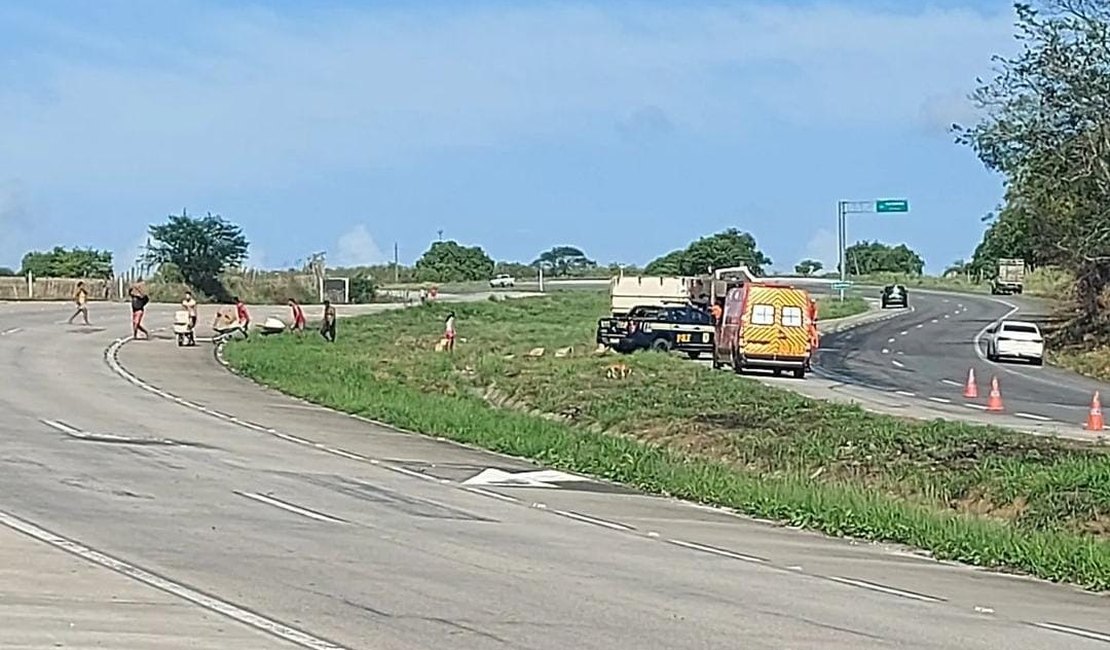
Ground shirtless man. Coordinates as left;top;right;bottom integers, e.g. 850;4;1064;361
320;300;336;342
67;281;90;326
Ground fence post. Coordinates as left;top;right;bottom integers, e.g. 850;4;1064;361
26;271;32;300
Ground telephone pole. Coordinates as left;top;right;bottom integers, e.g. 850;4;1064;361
437;229;444;241
393;242;399;283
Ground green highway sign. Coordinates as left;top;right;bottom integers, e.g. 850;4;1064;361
875;199;909;213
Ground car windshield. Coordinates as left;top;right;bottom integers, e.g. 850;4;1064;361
1003;323;1039;334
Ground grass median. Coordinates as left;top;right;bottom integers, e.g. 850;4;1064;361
223;291;1110;590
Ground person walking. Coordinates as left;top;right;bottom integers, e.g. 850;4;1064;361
444;311;456;353
320;300;337;342
233;296;251;338
67;281;90;326
182;291;198;346
128;283;149;340
288;298;306;333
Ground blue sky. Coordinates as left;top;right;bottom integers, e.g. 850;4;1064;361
0;0;1015;274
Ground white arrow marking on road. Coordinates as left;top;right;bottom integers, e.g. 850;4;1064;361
462;468;586;488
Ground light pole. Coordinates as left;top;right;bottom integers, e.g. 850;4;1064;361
835;198;910;300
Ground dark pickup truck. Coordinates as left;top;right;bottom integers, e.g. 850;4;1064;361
596;304;715;359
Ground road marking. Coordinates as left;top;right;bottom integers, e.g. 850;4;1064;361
941;379;962;387
891;359;905;368
915;323;924;329
461;486;520;503
825;576;943;603
0;327;21;336
1015;412;1051;422
943;314;950;318
551;509;634;531
931;319;938;323
964;403;988;411
667;539;768;564
41;419;86;437
323;448;367;461
929;397;951;404
235;491;348;524
899;331;908;336
1033;622;1110;644
0;508;349;650
895;390;915;397
887;337;896;343
881;348;890;354
382;465;441;483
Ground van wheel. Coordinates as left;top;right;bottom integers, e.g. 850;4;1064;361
772;369;782;376
687;351;701;360
651;338;672;352
793;367;806;379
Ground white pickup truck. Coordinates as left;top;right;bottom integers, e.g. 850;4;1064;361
489;274;515;288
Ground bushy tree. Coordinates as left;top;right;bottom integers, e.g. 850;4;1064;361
645;229;771;276
20;246;113;278
413;240;495;282
844;240;925;275
955;0;1110;342
0;266;16;276
795;259;823;276
144;210;249;302
531;246;597;276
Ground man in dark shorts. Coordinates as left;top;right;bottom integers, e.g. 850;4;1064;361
128;284;149;340
320;300;336;342
67;281;91;326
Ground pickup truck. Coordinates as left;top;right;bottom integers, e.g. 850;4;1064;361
489;274;515;288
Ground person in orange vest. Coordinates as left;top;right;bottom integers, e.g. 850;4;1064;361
807;298;820;350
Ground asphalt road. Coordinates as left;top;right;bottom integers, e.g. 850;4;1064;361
3;298;1110;648
812;287;1110;434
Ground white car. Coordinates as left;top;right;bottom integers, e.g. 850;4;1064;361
984;319;1044;365
489;273;515;288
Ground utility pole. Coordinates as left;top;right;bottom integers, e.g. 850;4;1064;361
393;242;399;283
437;229;443;241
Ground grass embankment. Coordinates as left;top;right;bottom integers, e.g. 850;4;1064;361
847;267;1072;299
1050;348;1110;383
224;292;1110;590
814;295;868;320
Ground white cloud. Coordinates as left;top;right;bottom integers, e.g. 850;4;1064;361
800;227;839;272
333;225;385;268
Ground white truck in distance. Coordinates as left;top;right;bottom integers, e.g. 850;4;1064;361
991;258;1026;295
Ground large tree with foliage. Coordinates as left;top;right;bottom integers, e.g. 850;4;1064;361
844;240;925;275
20;246;113;278
413;240;495;282
531;245;597;276
144;210;249;302
645;228;771;276
955;0;1110;342
794;259;823;276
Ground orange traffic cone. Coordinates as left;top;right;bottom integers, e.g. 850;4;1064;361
986;376;1004;412
1085;391;1104;431
963;368;978;399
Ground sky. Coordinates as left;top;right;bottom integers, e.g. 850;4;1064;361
0;0;1017;275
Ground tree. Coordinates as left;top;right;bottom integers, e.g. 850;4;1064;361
0;266;15;276
413;240;495;282
531;246;597;276
20;246;113;278
844;240;925;275
645;229;772;276
144;210;249;302
794;259;823;276
955;0;1110;342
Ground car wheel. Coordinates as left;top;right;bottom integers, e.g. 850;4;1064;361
1032;357;1044;366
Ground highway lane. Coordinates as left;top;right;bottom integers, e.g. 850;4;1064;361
3;301;1110;648
814;287;1110;431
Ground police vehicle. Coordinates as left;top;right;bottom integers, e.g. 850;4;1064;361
596;304;715;359
880;284;909;309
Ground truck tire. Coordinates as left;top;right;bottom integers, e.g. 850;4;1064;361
651;338;672;352
793;367;805;379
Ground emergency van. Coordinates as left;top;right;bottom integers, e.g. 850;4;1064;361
711;282;818;378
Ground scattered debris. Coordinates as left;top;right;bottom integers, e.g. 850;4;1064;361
554;346;573;358
606;363;632;380
526;347;545;358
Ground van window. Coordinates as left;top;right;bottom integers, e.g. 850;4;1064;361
751;304;774;325
782;306;803;327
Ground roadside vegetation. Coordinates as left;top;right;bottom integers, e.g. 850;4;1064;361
225;292;1110;591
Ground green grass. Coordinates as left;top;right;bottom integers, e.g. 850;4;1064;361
1050;347;1110;383
847;267;1072;299
815;296;869;320
223;291;1110;590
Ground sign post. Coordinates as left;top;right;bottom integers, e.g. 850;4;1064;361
836;198;909;300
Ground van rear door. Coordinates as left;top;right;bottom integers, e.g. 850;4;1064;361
740;287;779;357
774;291;811;358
